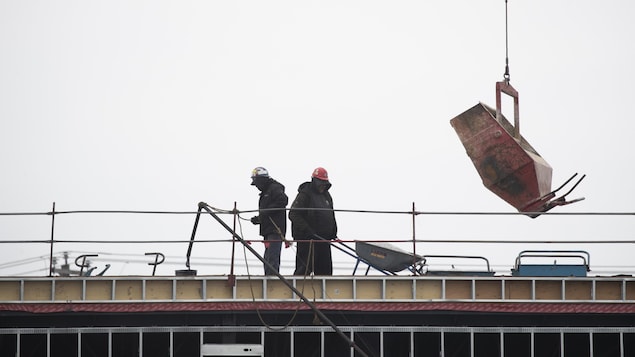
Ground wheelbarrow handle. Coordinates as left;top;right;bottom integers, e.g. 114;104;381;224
313;235;392;276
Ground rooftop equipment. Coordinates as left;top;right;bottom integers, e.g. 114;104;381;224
423;254;495;276
511;250;590;277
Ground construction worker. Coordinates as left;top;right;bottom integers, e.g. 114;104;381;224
289;167;338;275
250;167;288;275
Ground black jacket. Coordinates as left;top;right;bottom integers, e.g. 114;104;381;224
289;181;337;240
257;179;288;238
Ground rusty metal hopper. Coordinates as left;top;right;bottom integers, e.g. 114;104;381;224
450;82;584;216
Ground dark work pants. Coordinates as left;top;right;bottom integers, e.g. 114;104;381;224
263;233;282;275
293;238;333;276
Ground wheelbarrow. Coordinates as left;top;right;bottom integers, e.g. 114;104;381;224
354;241;425;275
450;81;585;217
310;236;402;275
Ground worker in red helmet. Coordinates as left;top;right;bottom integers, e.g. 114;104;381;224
250;167;289;275
289;167;338;276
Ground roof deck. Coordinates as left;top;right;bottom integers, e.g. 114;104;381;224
2;274;635;305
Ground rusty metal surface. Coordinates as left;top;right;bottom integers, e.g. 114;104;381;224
450;102;553;213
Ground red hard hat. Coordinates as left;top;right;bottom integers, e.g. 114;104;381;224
311;167;329;181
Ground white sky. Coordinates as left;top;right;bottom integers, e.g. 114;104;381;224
1;0;633;277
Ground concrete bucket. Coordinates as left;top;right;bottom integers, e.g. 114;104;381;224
450;82;584;217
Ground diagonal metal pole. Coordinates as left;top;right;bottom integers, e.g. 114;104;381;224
185;205;203;270
197;202;370;357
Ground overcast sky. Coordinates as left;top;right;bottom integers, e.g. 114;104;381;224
1;1;633;277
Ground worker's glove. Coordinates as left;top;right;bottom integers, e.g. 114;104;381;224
284;240;292;248
263;240;271;249
250;216;260;225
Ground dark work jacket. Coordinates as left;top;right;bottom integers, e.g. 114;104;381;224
289;181;337;240
257;179;288;238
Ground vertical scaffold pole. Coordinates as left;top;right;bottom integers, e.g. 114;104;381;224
228;201;238;286
412;202;417;271
48;202;56;277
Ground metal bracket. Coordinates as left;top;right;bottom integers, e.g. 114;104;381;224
495;81;520;139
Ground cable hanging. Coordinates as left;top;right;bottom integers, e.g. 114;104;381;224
503;0;511;83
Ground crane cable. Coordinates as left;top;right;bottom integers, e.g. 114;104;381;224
503;0;511;83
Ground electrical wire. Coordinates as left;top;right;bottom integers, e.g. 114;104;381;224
1;205;633;278
236;210;315;332
1;208;633;216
